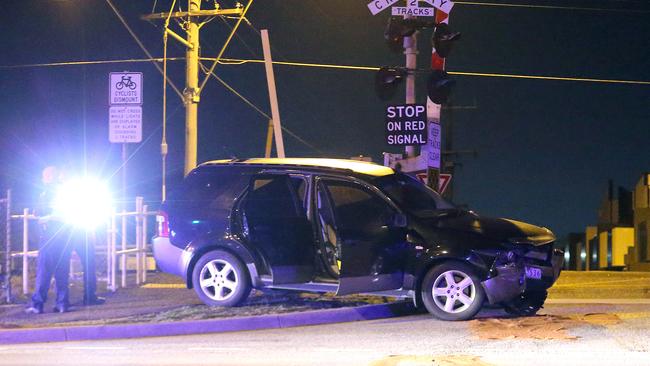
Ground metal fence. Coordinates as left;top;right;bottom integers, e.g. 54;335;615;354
1;191;158;302
106;197;158;291
1;190;10;303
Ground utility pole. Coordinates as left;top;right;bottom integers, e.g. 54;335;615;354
143;2;249;176
184;0;201;176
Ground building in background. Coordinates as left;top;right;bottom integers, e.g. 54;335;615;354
566;179;642;271
627;173;650;271
563;232;586;270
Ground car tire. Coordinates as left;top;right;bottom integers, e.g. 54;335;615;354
503;290;547;317
192;250;251;307
421;261;486;321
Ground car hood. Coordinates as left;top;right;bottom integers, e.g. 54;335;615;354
429;210;556;246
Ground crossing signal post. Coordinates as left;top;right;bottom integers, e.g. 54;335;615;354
371;1;459;193
424;9;459;191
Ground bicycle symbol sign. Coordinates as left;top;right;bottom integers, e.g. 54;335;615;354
116;75;137;90
109;72;143;105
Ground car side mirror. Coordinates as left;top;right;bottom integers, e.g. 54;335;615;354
391;213;408;228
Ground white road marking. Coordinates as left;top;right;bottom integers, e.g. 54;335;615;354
64;346;127;351
187;347;249;352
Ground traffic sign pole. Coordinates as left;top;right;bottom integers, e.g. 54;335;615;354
404;16;418;158
122;143;127;210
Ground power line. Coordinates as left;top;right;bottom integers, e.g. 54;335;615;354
3;57;649;86
454;0;650;13
198;0;254;93
448;71;650;85
211;58;650;86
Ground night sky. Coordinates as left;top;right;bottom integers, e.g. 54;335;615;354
0;0;649;240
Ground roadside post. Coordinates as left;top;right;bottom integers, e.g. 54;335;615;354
261;29;286;158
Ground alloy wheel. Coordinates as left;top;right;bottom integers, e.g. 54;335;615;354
199;259;239;301
431;270;476;314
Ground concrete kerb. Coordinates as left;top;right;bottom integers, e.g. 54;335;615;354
0;301;415;345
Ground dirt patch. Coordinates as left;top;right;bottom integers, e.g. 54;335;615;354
369;354;494;366
469;313;622;340
574;313;622;326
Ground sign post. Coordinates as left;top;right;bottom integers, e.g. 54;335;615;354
109;72;143;208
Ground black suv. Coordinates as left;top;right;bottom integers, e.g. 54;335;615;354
154;158;563;320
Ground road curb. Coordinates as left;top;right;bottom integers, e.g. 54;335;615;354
0;301;415;345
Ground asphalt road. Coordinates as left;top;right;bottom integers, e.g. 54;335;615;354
2;302;649;366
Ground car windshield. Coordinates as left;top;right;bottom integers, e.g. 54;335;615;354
373;173;456;217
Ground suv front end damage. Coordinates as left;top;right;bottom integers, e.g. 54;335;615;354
481;243;564;305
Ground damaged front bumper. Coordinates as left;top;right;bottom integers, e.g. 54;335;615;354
481;247;564;305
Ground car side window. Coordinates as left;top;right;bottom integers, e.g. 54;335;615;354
321;179;396;239
245;175;304;220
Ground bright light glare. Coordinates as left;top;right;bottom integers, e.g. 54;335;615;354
52;177;113;228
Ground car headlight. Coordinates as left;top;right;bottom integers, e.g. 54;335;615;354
52;177;113;228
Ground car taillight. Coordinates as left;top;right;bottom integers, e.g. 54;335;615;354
156;211;170;238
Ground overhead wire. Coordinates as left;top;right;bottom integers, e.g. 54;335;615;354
453;0;650;13
210;58;650;86
198;0;254;92
218;16;260;58
105;0;184;100
2;56;649;85
447;71;650;85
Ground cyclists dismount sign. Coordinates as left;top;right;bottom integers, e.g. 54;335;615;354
109;72;143;105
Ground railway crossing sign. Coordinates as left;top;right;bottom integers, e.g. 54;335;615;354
367;0;454;17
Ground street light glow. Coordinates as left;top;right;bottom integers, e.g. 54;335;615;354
52;177;113;228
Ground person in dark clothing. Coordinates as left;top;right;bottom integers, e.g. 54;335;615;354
26;166;73;314
72;230;105;305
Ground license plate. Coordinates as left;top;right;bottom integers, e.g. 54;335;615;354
525;266;542;280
